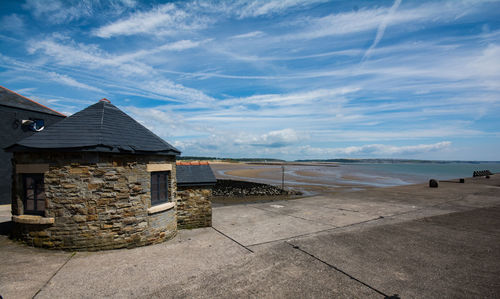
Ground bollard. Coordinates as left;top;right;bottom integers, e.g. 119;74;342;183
429;179;438;188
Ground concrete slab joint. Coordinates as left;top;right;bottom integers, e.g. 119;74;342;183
148;202;176;214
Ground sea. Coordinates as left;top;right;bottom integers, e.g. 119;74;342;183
213;161;500;195
294;162;500;187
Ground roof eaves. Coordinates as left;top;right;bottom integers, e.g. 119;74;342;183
0;85;66;117
177;181;217;186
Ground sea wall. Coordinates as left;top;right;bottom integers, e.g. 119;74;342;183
213;179;299;197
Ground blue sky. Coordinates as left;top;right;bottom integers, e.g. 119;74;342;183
1;0;499;160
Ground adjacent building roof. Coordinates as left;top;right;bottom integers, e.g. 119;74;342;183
6;99;180;155
176;162;217;186
0;85;66;117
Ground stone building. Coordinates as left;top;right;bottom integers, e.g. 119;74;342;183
5;98;204;250
176;162;217;229
0;86;66;204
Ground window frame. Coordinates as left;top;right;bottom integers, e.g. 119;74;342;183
22;173;45;216
150;171;170;206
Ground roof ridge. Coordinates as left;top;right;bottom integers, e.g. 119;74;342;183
0;85;66;117
99;101;105;145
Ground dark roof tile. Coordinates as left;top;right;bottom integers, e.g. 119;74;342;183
177;164;217;186
7;100;180;155
0;85;65;117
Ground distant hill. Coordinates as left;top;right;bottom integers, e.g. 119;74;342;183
179;156;499;164
179;156;286;163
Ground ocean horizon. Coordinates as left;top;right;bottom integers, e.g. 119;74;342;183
337;162;500;185
212;161;500;195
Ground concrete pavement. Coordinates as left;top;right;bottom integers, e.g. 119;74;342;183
0;204;10;223
1;175;500;298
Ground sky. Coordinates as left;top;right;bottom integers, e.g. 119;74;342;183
1;0;499;161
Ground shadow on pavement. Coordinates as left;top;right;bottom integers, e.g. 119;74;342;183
0;221;12;236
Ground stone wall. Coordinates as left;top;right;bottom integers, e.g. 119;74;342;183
176;186;212;229
11;152;177;250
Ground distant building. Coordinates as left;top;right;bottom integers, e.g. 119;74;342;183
0;86;66;204
6;98;216;250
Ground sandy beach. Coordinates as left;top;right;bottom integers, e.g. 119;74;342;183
210;162;385;196
209;161;500;197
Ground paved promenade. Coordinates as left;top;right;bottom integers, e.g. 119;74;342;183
1;175;500;298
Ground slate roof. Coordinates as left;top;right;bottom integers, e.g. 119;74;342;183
6;99;180;155
0;85;65;117
176;162;217;186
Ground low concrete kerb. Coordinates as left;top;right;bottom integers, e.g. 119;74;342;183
12;215;55;225
148;202;175;215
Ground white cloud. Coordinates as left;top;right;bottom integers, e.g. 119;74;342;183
230;31;265;39
111;39;208;63
93;3;210;38
186;0;328;19
281;1;475;41
15;87;37;94
301;141;452;157
159;39;204;51
1;14;24;33
25;37;215;103
4;0;499;161
172;134;454;159
311;127;486;142
362;0;402;61
29;37;205;72
466;44;500;89
22;0;91;24
117;0;137;8
122;105;189;139
28;38;122;69
144;80;215;103
236;128;303;148
93;0;329;38
234;0;328;18
47;72;105;93
225;87;359;107
22;0;137;24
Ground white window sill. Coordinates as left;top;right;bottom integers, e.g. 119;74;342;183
12;215;55;225
148;202;175;215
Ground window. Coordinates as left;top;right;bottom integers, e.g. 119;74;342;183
23;174;45;215
21;119;45;132
151;171;169;206
30;119;45;132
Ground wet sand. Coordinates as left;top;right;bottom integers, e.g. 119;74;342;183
210;162;381;196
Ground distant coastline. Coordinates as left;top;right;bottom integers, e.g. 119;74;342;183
180;156;500;164
294;159;500;164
